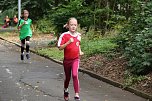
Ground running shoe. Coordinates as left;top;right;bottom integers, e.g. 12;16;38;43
26;53;30;59
74;96;80;101
21;54;24;60
64;90;69;101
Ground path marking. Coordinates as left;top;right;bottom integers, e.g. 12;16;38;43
6;68;12;74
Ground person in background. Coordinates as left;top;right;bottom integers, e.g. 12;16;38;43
17;10;32;61
2;16;10;28
13;15;18;26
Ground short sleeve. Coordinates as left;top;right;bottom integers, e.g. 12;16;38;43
30;19;32;25
58;34;66;47
77;35;81;41
17;19;22;27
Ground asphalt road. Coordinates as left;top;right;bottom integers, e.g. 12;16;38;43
0;27;17;32
0;39;147;101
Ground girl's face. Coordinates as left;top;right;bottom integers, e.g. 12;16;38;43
24;11;29;18
68;19;78;33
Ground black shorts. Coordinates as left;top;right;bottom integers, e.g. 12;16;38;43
21;36;30;44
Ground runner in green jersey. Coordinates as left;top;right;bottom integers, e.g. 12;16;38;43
18;10;32;61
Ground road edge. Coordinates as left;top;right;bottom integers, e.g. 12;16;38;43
0;37;151;100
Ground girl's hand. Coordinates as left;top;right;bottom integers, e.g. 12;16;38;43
58;38;74;50
80;51;84;56
23;21;26;24
69;38;74;43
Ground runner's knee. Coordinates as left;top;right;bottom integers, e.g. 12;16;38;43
21;43;25;47
26;41;30;46
72;73;78;79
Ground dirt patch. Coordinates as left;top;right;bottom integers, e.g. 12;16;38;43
0;32;55;48
80;54;127;83
80;54;152;95
133;72;152;94
1;32;54;42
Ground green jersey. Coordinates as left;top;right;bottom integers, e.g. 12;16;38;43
18;18;32;40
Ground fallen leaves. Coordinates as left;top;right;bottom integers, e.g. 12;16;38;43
80;54;152;95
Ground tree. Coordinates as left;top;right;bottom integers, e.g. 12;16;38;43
117;1;152;75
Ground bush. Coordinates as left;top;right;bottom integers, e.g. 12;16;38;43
36;18;55;34
81;37;117;56
50;0;93;33
117;1;152;75
0;9;17;24
48;40;57;47
85;27;101;40
124;70;146;87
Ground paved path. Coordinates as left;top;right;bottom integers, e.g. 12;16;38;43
0;39;147;101
0;27;17;32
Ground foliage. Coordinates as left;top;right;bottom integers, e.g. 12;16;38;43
0;0;54;20
0;0;18;11
85;27;100;40
117;1;152;75
0;0;135;33
21;0;52;20
48;40;57;47
81;37;118;56
124;70;146;87
50;0;93;33
36;18;55;34
0;9;16;24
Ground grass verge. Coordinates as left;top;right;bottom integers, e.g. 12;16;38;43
81;38;118;56
36;37;117;61
36;47;64;61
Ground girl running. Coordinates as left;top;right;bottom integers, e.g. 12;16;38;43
18;10;32;61
58;17;84;101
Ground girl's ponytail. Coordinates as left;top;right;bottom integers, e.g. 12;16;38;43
63;23;68;29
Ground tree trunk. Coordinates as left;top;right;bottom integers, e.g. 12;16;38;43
55;0;59;7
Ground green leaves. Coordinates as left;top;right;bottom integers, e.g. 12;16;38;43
50;0;93;33
36;18;55;34
0;0;54;21
117;1;152;75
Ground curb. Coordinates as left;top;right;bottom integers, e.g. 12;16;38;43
0;37;151;100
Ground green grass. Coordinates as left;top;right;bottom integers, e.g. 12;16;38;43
37;47;64;61
36;37;118;60
81;37;118;56
124;70;147;87
0;32;18;39
0;31;118;60
0;32;11;36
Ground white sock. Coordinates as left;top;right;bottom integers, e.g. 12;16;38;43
75;94;79;97
64;88;68;92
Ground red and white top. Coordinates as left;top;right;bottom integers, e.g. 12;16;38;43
58;31;81;60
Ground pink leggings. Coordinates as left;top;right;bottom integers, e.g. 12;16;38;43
63;58;80;93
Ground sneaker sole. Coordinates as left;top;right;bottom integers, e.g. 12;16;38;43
64;97;69;101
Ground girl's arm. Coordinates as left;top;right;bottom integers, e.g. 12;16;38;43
58;38;73;50
79;46;84;55
18;21;25;29
78;35;84;55
31;24;34;33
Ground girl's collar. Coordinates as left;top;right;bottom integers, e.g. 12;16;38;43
24;18;28;21
68;31;78;37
